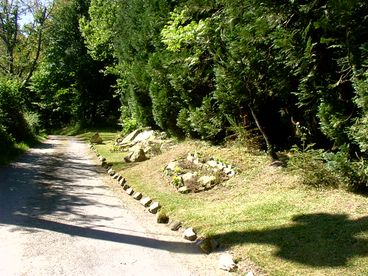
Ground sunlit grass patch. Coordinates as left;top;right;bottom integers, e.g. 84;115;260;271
85;131;368;276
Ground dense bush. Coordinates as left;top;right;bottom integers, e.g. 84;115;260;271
0;78;34;142
28;0;368;189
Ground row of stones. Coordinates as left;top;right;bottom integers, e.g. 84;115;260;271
89;144;202;242
89;143;239;273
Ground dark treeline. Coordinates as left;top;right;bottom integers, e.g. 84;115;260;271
1;0;368;189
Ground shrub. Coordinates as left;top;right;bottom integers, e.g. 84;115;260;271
24;112;41;136
324;147;368;192
177;96;224;141
287;146;345;189
120;116;139;136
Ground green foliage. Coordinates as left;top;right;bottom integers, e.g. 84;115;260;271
120;117;139;136
6;0;366;191
349;70;368;153
31;0;120;129
0;77;33;141
324;146;368;191
23;111;41;136
0;124;16;164
79;0;119;61
177;96;223;140
287;147;344;189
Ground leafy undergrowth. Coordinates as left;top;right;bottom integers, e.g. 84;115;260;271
80;131;368;276
0;134;46;166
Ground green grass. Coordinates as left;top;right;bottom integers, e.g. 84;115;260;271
0;134;47;166
86;131;368;276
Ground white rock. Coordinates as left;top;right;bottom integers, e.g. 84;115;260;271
193;158;201;165
218;253;237;272
227;170;236;177
183;227;197;241
217;162;226;170
126;187;134;195
246;272;254;276
165;161;178;172
133;130;154;143
207;160;218;167
182;172;197;186
148;202;160;214
140;197;152;207
198;175;216;186
120;129;141;145
133;192;142;200
187;153;195;162
178;186;191;194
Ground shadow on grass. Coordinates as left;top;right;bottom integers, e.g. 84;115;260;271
213;213;368;267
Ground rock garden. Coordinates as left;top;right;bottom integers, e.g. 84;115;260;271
164;152;238;193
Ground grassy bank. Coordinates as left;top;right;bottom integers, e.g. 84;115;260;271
0;135;46;166
80;131;368;276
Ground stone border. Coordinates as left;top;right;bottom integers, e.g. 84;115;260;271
89;143;244;273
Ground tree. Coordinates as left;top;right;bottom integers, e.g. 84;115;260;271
0;0;51;86
30;0;119;129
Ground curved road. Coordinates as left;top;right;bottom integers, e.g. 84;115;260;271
0;136;226;276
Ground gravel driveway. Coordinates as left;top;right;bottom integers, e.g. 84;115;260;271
0;136;226;276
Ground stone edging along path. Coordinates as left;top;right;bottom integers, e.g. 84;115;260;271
89;143;239;273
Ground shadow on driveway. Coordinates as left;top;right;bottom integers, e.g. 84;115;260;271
0;136;200;255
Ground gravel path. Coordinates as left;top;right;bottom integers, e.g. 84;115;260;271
0;136;227;276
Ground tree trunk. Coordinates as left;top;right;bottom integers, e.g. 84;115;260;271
249;104;278;160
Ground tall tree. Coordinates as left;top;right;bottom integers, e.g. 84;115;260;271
0;0;51;86
30;0;119;129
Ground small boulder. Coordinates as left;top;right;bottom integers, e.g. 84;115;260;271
140;197;152;207
170;221;182;231
206;160;218;168
198;175;216;187
133;192;142;200
187;153;195;163
197;238;219;254
126;187;134;195
219;253;237;272
182;172;197;186
165;161;178;173
119;178;126;186
156;211;169;224
183;227;197;241
125;148;148;163
120;129;141;145
90;133;103;144
227;170;236;177
148;202;160;214
178;186;191;194
108;169;115;176
133;130;154;143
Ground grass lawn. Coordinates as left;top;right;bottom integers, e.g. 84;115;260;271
79;131;368;276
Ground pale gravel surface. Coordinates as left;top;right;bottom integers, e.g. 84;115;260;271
0;135;229;276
